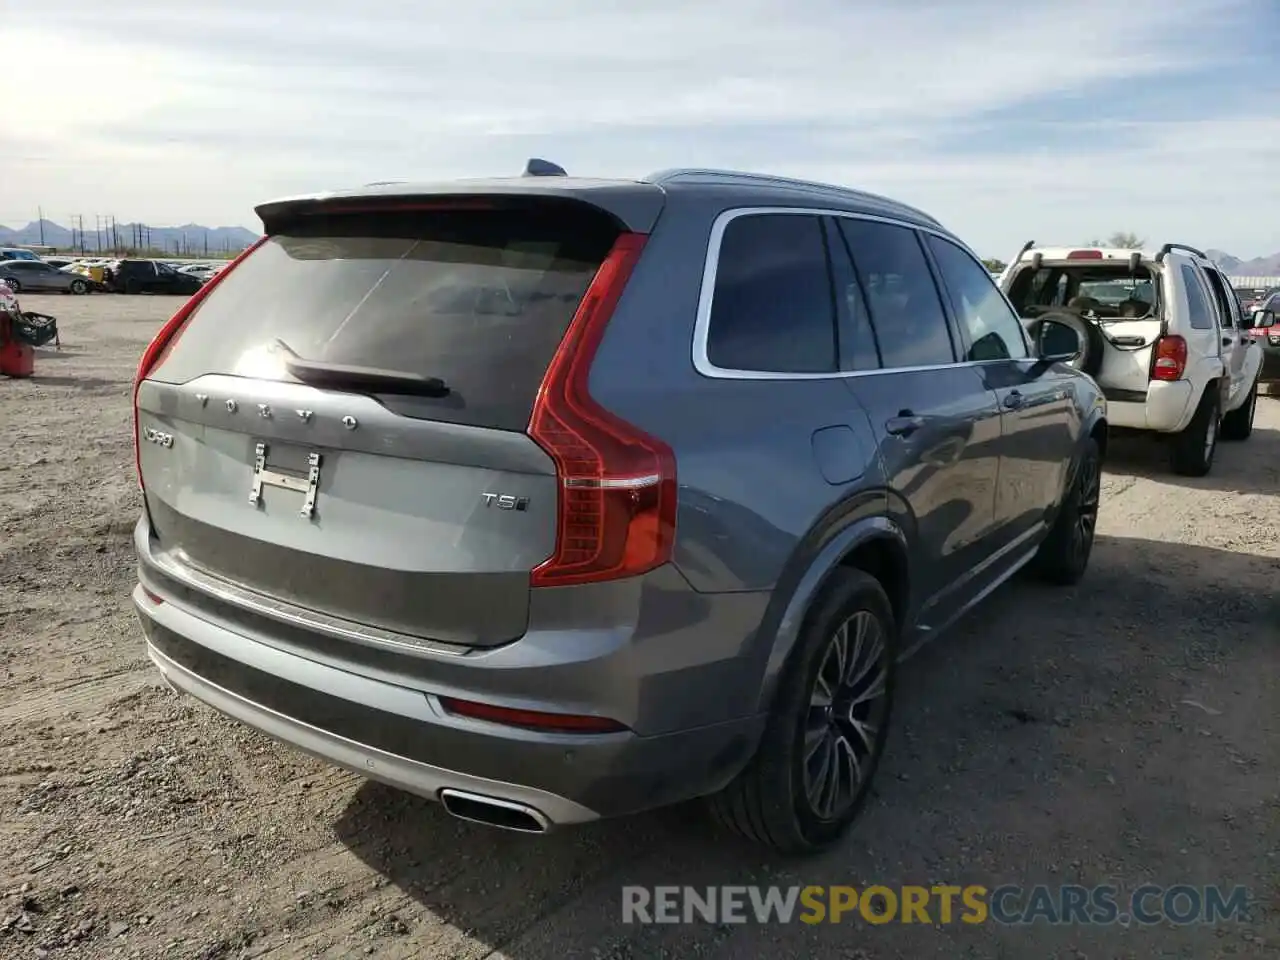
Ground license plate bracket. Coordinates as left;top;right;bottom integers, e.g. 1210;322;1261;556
249;442;322;519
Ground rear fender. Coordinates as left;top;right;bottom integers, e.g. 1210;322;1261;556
748;503;909;714
1234;344;1264;408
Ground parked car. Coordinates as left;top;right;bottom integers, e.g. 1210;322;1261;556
106;259;203;295
1249;293;1280;384
1000;243;1262;476
132;164;1107;854
0;259;92;294
1238;287;1277;314
0;248;43;262
177;263;220;283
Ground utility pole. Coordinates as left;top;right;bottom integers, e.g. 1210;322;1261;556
37;206;45;246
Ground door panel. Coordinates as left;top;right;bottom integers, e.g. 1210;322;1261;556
920;232;1079;551
975;362;1079;544
1202;266;1249;406
845;369;1001;621
828;217;1001;625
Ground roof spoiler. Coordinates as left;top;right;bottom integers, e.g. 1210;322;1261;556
1155;242;1208;264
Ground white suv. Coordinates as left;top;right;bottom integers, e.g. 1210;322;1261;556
999;243;1263;476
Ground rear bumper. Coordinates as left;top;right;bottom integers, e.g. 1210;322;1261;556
1103;380;1194;432
131;543;768;825
143;619;597;824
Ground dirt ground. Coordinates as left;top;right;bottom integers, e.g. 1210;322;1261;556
2;294;1277;960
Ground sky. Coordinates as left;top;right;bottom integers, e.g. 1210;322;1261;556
3;0;1279;260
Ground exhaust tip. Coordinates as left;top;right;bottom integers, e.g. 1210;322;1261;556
439;789;551;834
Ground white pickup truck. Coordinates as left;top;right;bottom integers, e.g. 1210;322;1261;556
999;243;1264;476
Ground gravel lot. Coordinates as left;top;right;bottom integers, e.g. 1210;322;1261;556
2;294;1277;959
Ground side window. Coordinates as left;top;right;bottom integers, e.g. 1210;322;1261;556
836;218;955;368
1180;264;1215;330
1200;267;1237;328
925;234;1030;361
821;219;882;371
706;213;837;373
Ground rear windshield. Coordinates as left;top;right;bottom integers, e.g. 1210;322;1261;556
1007;264;1158;320
152;203;619;432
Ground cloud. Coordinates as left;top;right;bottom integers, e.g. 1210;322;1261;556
1;0;1277;257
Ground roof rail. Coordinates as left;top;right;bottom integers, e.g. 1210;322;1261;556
644;168;942;225
1155;242;1208;264
1007;239;1036;271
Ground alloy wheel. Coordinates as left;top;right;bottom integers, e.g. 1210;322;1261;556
1073;455;1100;557
803;611;890;820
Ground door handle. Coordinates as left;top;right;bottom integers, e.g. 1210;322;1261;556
885;412;927;437
1002;390;1024;410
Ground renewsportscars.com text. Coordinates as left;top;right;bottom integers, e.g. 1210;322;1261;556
621;884;1252;926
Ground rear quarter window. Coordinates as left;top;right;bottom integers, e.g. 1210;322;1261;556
705;212;838;373
1180;264;1216;330
152;204;619;432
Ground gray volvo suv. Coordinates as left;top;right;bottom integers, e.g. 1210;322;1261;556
132;165;1107;853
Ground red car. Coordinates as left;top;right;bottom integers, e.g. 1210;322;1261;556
1246;292;1280;382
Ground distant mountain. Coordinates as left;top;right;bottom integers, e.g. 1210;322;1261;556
1205;249;1243;273
0;219;257;256
1206;249;1280;277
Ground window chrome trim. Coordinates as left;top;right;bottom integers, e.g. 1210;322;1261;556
691;206;999;381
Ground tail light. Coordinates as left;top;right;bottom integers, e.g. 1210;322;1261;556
1151;335;1188;381
132;237;267;489
1067;249;1104;260
438;696;627;734
527;232;677;587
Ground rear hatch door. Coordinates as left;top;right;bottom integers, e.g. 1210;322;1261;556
1002;258;1165;394
136;195;653;649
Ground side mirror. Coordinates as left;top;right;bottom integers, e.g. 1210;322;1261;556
1035;318;1083;364
1251;309;1276;329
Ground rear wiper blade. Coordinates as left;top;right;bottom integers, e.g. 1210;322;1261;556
273;339;450;397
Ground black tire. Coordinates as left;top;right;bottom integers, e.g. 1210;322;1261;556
1032;436;1101;586
707;568;897;854
1170;386;1220;476
69;278;87;295
1220;383;1257;441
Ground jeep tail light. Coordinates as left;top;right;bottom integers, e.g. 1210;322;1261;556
1067;249;1104;260
1152;335;1188;381
132;236;267;489
527;232;677;587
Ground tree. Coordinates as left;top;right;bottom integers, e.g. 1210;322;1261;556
1087;231;1145;249
982;258;1006;273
